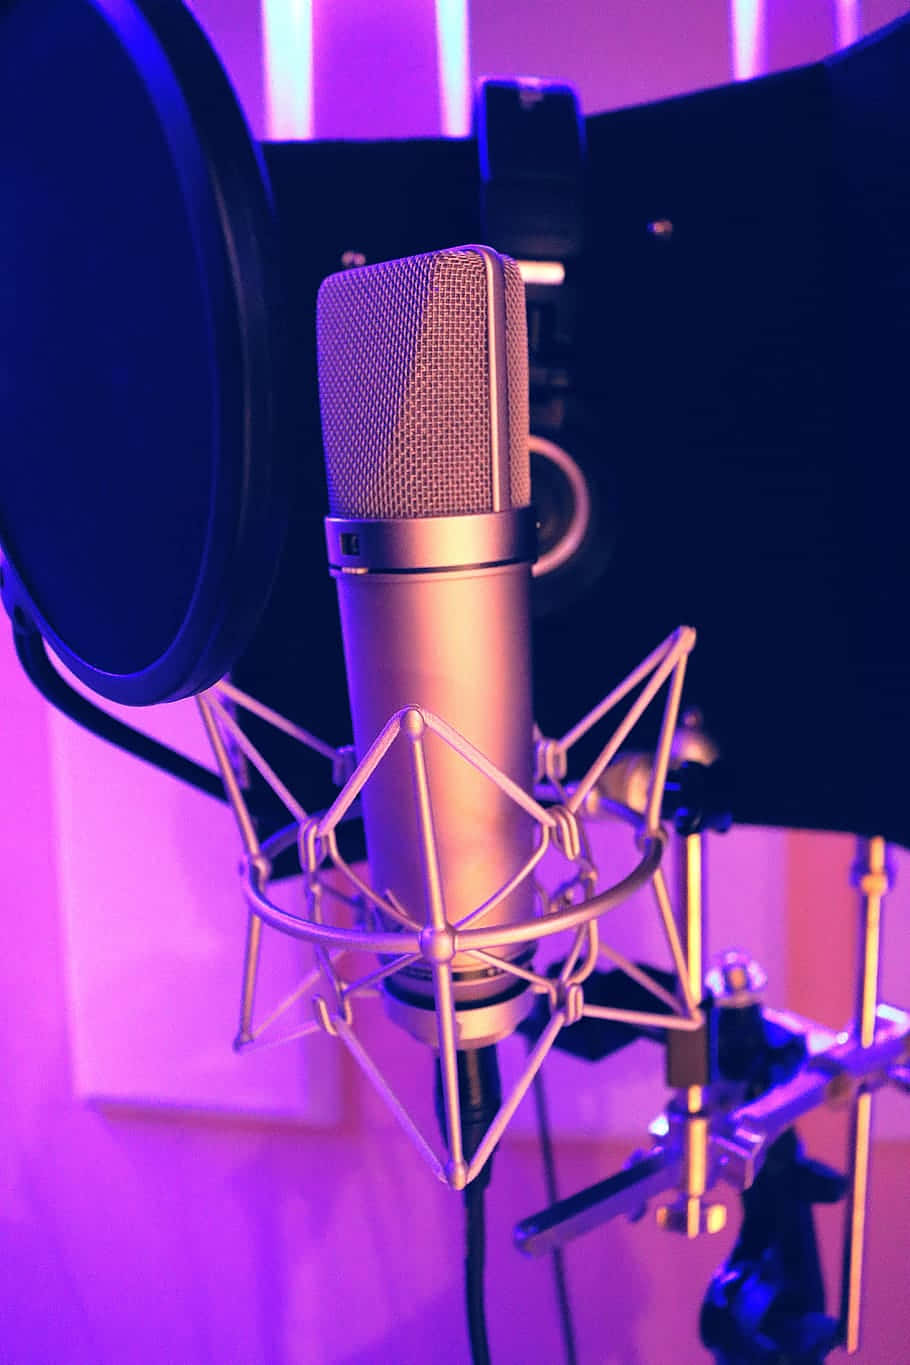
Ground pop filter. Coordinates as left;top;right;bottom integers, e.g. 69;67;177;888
0;0;288;704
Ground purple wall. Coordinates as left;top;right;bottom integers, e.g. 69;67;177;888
3;3;910;1362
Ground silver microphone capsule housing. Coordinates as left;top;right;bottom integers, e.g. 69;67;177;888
318;246;538;1049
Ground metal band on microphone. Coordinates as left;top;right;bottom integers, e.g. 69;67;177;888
325;505;538;574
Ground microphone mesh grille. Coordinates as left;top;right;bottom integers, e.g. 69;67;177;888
317;247;530;519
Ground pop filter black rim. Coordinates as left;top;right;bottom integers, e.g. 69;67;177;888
0;0;289;704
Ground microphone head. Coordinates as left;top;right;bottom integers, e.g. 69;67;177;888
317;245;530;519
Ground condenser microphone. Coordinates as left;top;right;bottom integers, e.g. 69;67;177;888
317;245;537;1051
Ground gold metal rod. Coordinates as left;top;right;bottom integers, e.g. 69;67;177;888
839;835;889;1354
841;1089;874;1353
678;831;706;1006
856;837;887;1050
677;828;707;1167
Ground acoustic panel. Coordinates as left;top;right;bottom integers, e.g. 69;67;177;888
48;681;341;1124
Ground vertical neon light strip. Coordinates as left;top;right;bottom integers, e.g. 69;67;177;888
436;0;471;136
730;0;767;80
262;0;314;139
834;0;862;49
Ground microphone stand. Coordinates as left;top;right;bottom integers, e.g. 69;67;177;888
514;787;909;1362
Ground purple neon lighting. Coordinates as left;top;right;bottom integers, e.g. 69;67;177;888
730;0;767;79
263;0;463;140
262;0;314;138
435;0;470;136
834;0;861;49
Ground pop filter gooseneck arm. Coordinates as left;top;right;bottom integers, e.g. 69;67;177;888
11;620;232;806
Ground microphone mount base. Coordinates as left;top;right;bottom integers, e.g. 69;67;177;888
383;962;538;1050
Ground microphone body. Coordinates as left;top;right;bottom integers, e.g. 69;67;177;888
317;246;537;1048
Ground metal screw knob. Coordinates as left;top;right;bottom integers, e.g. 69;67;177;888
706;949;767;1008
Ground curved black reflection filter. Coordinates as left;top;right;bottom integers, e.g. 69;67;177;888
0;0;288;705
242;21;910;846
